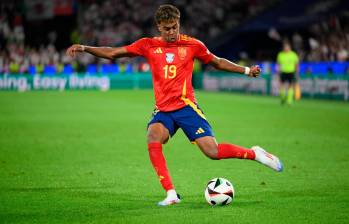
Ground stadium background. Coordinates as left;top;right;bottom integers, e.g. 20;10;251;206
0;0;349;100
0;1;349;224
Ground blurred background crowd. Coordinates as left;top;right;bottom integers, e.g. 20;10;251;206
0;0;348;75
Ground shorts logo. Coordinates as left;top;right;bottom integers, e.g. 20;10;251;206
195;127;205;134
166;53;175;63
178;47;187;60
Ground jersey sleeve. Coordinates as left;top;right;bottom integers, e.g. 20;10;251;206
194;40;214;64
125;38;149;57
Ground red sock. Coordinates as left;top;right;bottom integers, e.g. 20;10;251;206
148;142;174;191
217;143;256;160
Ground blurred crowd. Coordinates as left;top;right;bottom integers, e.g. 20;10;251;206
0;0;279;74
0;0;348;75
290;18;349;62
78;0;275;46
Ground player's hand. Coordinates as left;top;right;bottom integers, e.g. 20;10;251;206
247;65;261;78
66;44;85;57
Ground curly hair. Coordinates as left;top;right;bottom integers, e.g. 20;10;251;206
154;4;180;24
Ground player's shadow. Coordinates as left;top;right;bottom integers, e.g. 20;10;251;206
174;194;264;209
4;187;264;211
186;200;264;210
4;186;163;214
5;186;111;192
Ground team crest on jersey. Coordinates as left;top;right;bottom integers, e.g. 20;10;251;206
165;53;175;63
178;47;187;60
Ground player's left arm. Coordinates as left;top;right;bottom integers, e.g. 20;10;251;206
209;55;261;78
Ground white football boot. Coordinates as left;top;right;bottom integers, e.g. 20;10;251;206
158;189;181;206
252;146;283;172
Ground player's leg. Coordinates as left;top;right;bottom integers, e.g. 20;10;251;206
195;136;255;160
176;105;283;172
147;118;180;206
173;105;280;171
174;105;257;161
195;136;283;172
287;83;294;105
147;122;170;144
279;73;287;104
286;74;295;105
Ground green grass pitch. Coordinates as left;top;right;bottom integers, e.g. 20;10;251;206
0;90;348;224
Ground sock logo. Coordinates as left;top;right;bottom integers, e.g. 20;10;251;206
195;127;205;134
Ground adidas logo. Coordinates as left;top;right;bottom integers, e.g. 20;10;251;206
195;127;205;134
153;47;163;54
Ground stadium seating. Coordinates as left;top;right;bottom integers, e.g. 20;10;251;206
0;0;348;76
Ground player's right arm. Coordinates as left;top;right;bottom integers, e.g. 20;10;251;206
193;39;260;77
66;44;133;59
209;55;261;78
67;38;149;59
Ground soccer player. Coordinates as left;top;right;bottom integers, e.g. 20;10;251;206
276;42;300;105
67;4;283;206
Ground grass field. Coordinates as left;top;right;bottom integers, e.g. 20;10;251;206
0;90;348;224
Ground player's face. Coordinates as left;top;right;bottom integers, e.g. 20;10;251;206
283;44;291;51
157;19;180;42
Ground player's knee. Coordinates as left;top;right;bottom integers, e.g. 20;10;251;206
204;149;219;160
197;140;219;160
147;131;162;143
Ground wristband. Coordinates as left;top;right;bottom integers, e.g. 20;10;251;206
81;45;85;51
244;67;250;75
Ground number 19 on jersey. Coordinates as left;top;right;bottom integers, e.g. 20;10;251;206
163;65;177;79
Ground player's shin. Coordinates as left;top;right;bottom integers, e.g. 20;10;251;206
217;143;256;160
287;87;294;104
147;142;174;191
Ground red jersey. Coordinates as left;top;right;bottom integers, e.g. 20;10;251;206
125;34;213;112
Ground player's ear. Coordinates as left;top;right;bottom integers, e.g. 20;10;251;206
156;23;162;32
